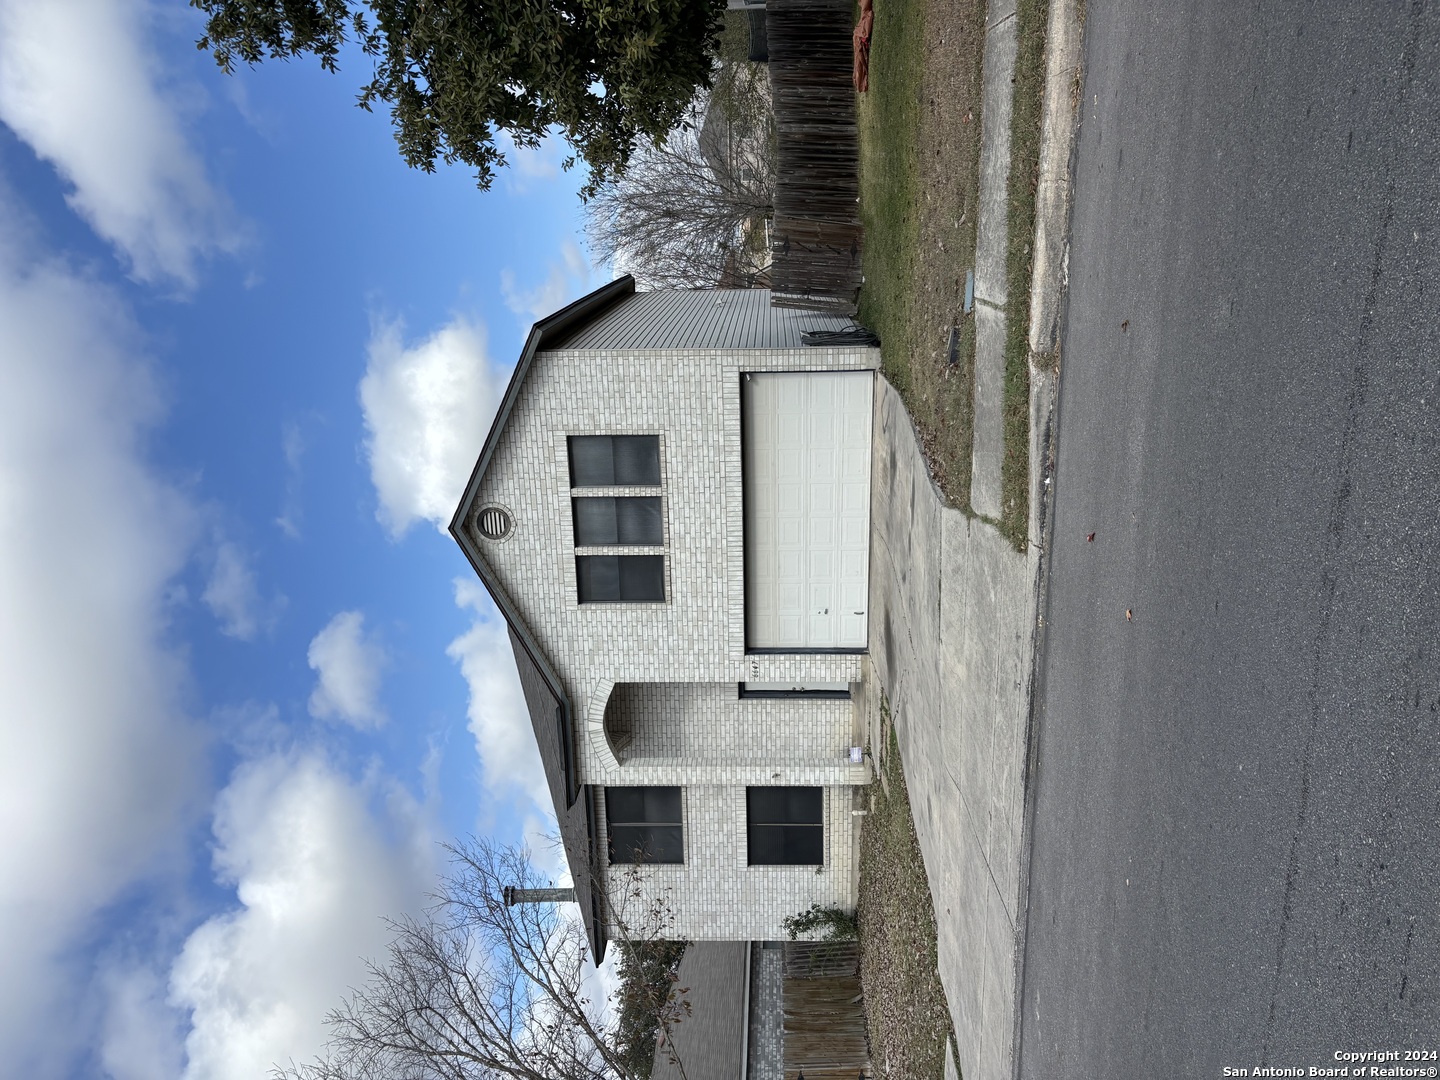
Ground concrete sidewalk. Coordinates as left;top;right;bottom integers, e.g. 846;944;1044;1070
968;0;1020;520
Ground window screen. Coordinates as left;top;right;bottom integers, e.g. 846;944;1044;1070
568;435;661;487
606;787;683;864
576;555;665;603
746;787;824;865
572;497;663;546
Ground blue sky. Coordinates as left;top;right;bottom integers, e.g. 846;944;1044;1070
0;2;602;1076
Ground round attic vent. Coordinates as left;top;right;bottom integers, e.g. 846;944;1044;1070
477;506;513;541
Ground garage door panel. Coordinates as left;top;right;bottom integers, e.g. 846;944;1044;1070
745;371;872;650
808;551;835;581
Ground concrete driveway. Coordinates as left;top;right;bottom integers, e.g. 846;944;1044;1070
865;377;1046;1080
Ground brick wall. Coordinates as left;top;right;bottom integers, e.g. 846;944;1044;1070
600;784;857;942
610;682;851;763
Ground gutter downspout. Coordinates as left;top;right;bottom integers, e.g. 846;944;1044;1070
739;942;754;1080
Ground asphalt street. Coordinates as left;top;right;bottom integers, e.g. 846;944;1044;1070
1018;3;1440;1075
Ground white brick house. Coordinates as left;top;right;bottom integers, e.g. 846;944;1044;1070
449;278;879;958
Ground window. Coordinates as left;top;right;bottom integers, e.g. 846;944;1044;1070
576;555;665;603
747;787;823;865
572;496;663;546
739;682;851;700
606;787;683;864
569;435;661;487
569;435;667;604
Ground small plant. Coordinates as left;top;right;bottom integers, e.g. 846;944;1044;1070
782;903;859;942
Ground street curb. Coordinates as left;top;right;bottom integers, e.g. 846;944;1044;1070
1013;0;1085;1076
1027;0;1085;359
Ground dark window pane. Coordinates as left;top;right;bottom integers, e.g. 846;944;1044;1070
612;436;661;486
606;786;682;824
606;787;645;824
577;556;665;603
747;824;786;865
747;786;823;826
573;498;619;546
746;824;823;866
568;436;615;487
638;786;682;823
615;497;663;545
576;556;621;602
609;824;684;864
573;497;662;547
782;825;824;864
606;787;683;865
618;555;665;601
569;435;660;488
643;824;684;863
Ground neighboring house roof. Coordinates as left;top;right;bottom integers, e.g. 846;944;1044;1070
449;274;637;962
651;943;749;1080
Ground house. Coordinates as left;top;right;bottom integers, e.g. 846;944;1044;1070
449;278;878;959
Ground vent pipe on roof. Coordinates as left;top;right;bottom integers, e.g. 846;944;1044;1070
503;886;576;906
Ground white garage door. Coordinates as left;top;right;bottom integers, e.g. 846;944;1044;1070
744;371;873;649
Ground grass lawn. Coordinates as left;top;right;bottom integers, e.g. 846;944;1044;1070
857;715;953;1080
856;0;1049;549
998;0;1050;547
856;0;986;508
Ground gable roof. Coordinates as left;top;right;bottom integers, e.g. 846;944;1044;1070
448;274;636;962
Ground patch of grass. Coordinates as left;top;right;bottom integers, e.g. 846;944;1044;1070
858;718;952;1080
855;0;923;380
998;0;1049;548
856;0;986;508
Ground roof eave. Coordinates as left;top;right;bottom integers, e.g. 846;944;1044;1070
448;274;636;541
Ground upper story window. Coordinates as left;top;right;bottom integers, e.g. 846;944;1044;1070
568;435;661;488
572;496;663;546
746;786;823;865
577;554;665;602
569;435;667;604
606;786;683;864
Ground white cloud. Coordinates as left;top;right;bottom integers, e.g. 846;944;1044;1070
169;752;437;1080
97;961;187;1080
500;239;595;323
0;196;205;1075
359;314;510;539
0;0;242;286
306;611;387;730
447;579;552;823
274;420;306;540
203;539;284;641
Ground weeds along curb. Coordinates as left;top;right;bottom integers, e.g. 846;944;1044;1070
1011;0;1086;1076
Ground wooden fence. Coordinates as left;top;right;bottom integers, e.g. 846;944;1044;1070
782;943;871;1080
767;0;863;315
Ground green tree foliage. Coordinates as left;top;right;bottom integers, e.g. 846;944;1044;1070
782;903;859;941
612;939;689;1080
191;0;727;196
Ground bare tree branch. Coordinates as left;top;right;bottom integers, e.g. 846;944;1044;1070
586;63;776;289
272;839;692;1080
